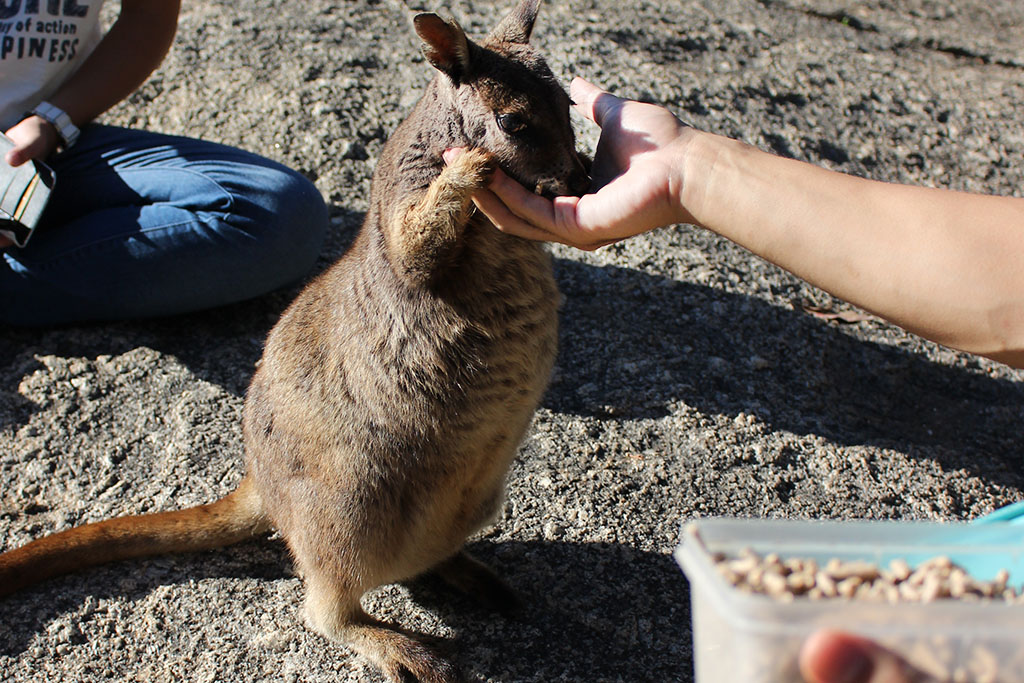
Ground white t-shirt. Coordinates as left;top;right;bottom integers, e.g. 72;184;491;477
0;0;104;130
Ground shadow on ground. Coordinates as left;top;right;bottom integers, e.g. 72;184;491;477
0;536;692;682
3;250;1022;491
548;259;1024;491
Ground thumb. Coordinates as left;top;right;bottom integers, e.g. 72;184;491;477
5;147;26;167
800;631;923;683
570;77;622;128
4;140;39;168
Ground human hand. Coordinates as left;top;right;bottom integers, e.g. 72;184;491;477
4;115;61;168
444;77;698;250
800;630;928;683
1;116;60;248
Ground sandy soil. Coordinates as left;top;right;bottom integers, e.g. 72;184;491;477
2;0;1023;681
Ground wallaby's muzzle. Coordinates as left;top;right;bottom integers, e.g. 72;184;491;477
535;153;591;198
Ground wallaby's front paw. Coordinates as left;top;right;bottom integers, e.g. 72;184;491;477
443;148;497;194
386;147;498;280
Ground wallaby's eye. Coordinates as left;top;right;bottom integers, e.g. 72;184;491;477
496;112;527;135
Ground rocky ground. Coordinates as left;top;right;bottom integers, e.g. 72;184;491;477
2;0;1023;681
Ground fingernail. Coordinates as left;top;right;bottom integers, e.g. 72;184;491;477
442;147;461;164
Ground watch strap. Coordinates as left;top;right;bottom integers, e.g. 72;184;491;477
29;101;79;149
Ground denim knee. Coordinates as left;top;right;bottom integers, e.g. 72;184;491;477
0;136;332;325
220;164;329;293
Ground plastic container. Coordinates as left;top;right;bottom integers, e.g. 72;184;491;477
675;518;1024;682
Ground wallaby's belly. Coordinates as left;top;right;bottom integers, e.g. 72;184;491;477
245;239;558;587
388;247;559;578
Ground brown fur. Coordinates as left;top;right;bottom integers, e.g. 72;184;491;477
0;2;587;680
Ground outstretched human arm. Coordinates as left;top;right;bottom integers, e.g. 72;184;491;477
4;0;181;167
456;77;1024;367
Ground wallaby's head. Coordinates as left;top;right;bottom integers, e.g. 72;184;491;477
414;0;590;198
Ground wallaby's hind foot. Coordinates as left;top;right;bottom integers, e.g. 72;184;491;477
303;574;460;683
343;612;460;683
433;550;521;616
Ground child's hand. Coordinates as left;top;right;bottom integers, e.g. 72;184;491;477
4;115;61;167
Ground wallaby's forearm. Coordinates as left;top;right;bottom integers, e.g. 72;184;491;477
386;149;496;280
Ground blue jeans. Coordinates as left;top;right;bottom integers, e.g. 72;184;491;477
1;125;328;326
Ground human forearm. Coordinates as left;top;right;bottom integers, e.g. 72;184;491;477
465;78;1024;366
682;131;1024;364
47;0;180;126
4;0;179;167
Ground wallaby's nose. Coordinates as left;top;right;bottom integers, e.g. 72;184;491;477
566;153;591;196
567;168;590;197
537;155;591;198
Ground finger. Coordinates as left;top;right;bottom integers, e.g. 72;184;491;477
442;146;463;165
440;149;565;242
800;630;927;683
5;147;26;167
570;77;622;129
478;192;611;250
490;162;656;247
487;167;562;231
450;144;613;249
5;138;43;168
470;187;566;244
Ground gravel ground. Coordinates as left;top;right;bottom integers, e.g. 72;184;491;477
2;1;1023;681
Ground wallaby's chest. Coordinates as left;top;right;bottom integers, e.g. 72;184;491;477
251;219;558;443
378;220;559;415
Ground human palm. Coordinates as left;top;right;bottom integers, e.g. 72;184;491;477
451;77;695;249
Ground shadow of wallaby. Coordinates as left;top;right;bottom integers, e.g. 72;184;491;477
548;258;1024;492
0;538;294;656
0;534;692;682
407;538;693;682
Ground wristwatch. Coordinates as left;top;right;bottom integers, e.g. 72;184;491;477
29;101;80;149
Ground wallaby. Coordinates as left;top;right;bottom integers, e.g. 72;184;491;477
0;1;588;681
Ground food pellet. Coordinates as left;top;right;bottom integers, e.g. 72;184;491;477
703;547;1024;681
713;549;1024;604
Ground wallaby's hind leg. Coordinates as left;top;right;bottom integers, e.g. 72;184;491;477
303;570;460;683
433;550;521;615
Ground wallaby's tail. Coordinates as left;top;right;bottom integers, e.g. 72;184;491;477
0;475;269;598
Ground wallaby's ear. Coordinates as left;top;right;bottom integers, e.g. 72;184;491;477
487;0;541;44
414;13;472;84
